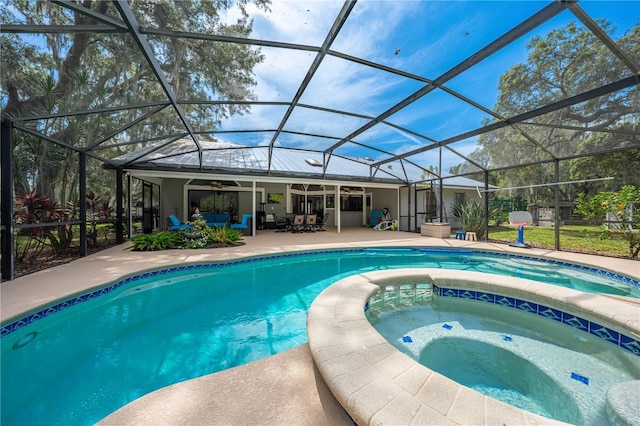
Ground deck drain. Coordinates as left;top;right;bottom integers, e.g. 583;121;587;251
13;331;38;349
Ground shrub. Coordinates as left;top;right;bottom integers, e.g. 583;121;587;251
130;231;184;251
491;207;508;227
203;225;244;245
459;200;487;239
183;238;208;249
575;185;640;258
450;193;468;219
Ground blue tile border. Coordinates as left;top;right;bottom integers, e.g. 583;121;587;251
433;284;640;357
2;247;638;339
0;249;353;338
487;251;640;290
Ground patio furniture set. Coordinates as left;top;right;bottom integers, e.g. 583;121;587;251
168;213;253;235
273;213;328;233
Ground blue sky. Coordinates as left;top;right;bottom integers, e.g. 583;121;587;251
218;1;639;172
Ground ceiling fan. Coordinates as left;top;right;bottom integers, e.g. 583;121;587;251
211;181;228;189
342;186;362;194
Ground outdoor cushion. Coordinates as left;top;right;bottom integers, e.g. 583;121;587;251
231;214;252;230
231;214;252;235
202;213;230;227
168;215;192;231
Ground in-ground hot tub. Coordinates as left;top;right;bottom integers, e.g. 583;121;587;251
307;269;640;425
417;337;582;423
368;287;640;425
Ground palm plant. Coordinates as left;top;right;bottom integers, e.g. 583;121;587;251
203;225;244;245
457;199;487;239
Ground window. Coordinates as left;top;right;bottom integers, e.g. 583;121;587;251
188;190;239;216
326;194;334;209
340;195;362;211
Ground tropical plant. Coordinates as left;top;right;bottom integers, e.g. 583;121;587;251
203;225;244;246
86;190;114;221
574;185;640;258
13;190;76;255
183;238;209;249
450;193;469;220
85;190;116;245
459;200;487;239
129;231;184;251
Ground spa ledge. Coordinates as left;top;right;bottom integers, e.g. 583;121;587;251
306;269;640;426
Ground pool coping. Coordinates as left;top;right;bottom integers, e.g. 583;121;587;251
307;268;640;425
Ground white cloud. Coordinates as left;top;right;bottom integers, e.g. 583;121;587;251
218;2;479;156
248;1;343;45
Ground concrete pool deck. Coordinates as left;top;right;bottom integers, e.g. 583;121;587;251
2;228;639;425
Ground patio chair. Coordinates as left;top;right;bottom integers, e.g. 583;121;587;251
304;214;317;232
168;214;192;231
231;214;253;235
291;215;305;233
273;214;291;232
316;213;329;231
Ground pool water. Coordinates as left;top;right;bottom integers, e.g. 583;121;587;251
368;297;640;425
1;248;638;425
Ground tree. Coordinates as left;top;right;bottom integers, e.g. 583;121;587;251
569;133;640;193
1;0;270;207
574;185;640;258
458;22;639;204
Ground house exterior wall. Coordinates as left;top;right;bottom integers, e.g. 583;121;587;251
441;188;482;229
340;211;363;227
262;182;289;220
369;187;398;223
157;178;482;232
162;178;189;227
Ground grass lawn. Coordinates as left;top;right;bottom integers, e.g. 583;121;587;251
488;225;633;258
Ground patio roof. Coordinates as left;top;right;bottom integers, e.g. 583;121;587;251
111;138;438;185
2;0;639;185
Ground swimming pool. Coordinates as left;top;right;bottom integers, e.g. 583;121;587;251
368;298;640;424
1;248;639;425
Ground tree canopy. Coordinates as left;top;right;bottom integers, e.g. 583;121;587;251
1;0;270;200
459;21;639;203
